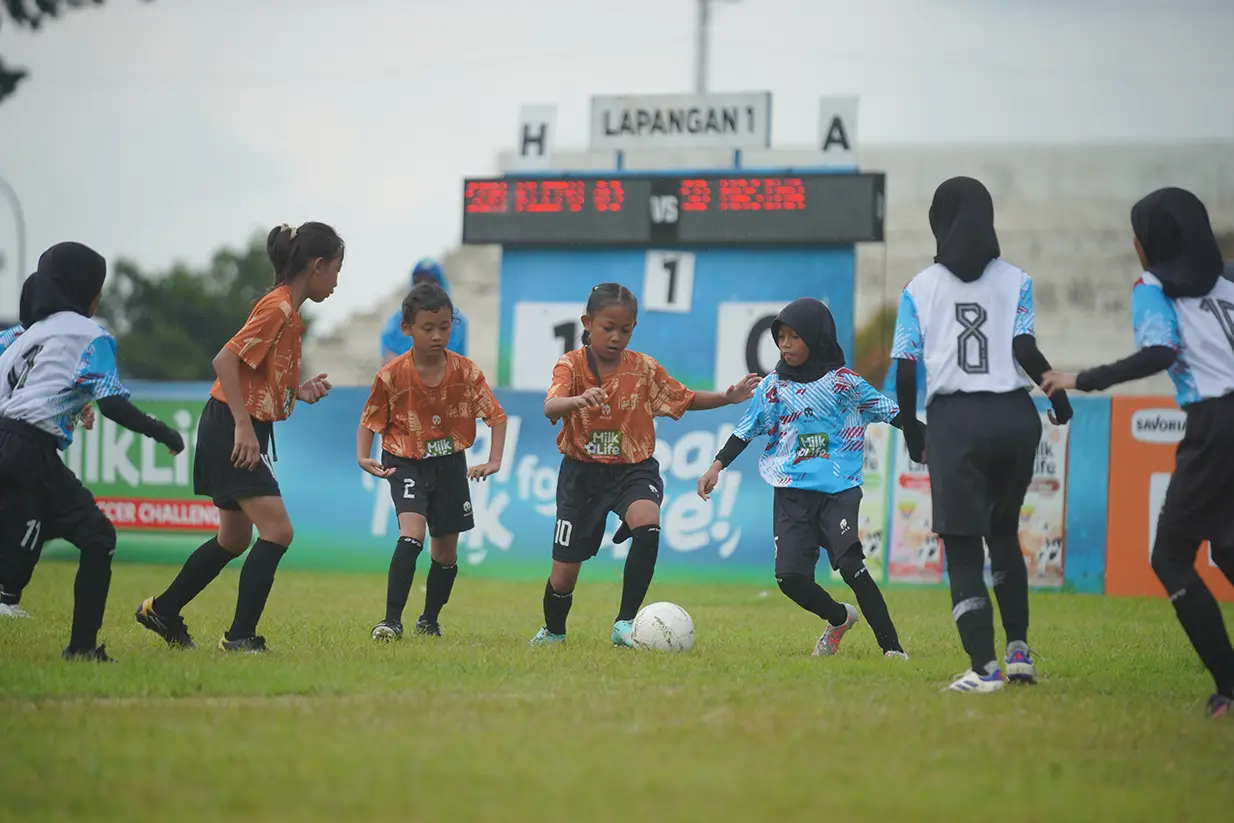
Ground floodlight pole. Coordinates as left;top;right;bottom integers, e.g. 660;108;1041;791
694;0;741;94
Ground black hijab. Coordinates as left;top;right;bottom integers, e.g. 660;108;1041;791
771;297;846;383
28;242;107;324
18;273;36;328
1131;187;1225;299
929;176;1001;283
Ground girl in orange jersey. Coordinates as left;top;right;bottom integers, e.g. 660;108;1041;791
358;282;507;641
136;222;342;654
531;283;760;647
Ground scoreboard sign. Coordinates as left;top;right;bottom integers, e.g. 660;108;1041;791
462;172;884;248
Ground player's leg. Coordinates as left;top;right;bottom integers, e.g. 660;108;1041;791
373;454;429;640
611;459;667;646
986;397;1041;683
533;459;602;645
0;439;44;619
220;494;295;652
824;488;906;657
1211;542;1234;587
137;508;251;649
1151;528;1234;718
415;453;473;637
770;489;856;656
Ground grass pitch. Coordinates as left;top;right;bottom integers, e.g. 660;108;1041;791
1;561;1231;823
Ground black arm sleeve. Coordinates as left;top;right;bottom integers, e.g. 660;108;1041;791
1076;346;1177;393
893;359;926;461
1012;334;1073;423
714;434;750;469
96;396;184;451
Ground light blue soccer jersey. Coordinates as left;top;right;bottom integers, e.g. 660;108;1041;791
0;312;129;448
0;323;22;356
732;368;899;493
1133;272;1234;408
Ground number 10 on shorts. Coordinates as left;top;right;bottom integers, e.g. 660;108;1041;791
554;519;573;547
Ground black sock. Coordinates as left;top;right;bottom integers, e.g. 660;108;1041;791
1154;534;1234;698
616;525;660;622
385;537;423;624
0;589;18;606
943;534;997;673
988;533;1029;645
777;572;849;626
422;560;458;622
68;533;115;652
154;537;236;616
543;580;573;635
227;539;287;640
838;552;902;652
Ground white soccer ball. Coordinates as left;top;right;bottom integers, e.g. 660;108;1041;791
631;601;695;653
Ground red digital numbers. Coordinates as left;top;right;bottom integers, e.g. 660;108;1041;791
463;181;508;214
593;179;625;212
718;178;807;211
464;179;626;215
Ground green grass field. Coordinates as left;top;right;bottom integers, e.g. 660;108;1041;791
2;561;1231;823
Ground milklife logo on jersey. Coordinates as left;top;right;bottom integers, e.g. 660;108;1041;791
793;432;830;462
1130;408;1186;444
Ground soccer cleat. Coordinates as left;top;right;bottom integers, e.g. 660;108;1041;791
218;635;268;654
135;597;196;649
414;618;442;637
1205;694;1232;719
812;604;860;657
529;627;566;647
611;619;634;648
62;644;116;663
884;650;910;661
1005;641;1037;684
946;668;1005;693
371;620;403;641
0;603;31;618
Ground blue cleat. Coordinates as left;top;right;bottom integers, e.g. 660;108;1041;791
611;619;634;648
1005;641;1038;684
530;627;566;647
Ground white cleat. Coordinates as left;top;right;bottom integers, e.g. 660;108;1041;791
812;604;860;657
1004;641;1038;684
0;603;31;618
884;650;910;661
946;668;1005;693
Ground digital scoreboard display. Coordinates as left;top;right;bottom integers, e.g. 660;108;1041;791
461;172;884;247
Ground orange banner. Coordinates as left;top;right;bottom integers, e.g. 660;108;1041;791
1105;396;1234;601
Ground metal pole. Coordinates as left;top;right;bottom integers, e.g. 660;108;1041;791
695;0;710;94
0;175;26;314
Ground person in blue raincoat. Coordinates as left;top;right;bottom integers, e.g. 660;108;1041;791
380;258;467;364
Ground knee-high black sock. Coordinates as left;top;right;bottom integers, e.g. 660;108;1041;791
385;537;423;624
616;525;660;622
988;532;1029;645
227;539;287;640
154;537;237;616
777;572;849;626
943;534;998;673
1153;534;1234;698
838;551;902;652
68;526;116;652
543;580;573;635
422;560;458;622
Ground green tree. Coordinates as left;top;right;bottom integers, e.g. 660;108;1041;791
1;0;154;106
96;231;312;381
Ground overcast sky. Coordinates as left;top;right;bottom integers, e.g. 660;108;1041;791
0;0;1231;330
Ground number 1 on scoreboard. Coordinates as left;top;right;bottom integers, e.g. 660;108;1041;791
643;251;695;314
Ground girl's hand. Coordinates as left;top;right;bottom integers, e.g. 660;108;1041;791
358;457;395;478
697;466;722;500
232;423;262;470
468;461;502;481
80;404;95;431
1040;370;1076;397
725;373;760;404
575;386;607;409
298;373;332;404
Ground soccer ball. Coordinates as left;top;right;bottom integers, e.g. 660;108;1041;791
631;602;695;653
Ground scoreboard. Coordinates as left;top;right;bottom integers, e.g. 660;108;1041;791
462;172;884;248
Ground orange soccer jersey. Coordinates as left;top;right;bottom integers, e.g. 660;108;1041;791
209;285;304;422
361;351;507;460
548;348;694;464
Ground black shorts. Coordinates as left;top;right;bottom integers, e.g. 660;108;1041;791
1159;392;1234;546
925;390;1041;538
381;450;474;537
552;456;663;563
772;486;864;577
0;420;112;593
192;397;280;511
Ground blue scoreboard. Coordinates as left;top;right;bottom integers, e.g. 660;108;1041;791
461;170;885;390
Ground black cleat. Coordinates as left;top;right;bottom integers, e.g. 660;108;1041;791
135;597;196;649
414;618;442;637
1205;694;1231;719
62;644;116;663
372;620;404;641
218;635;268;654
